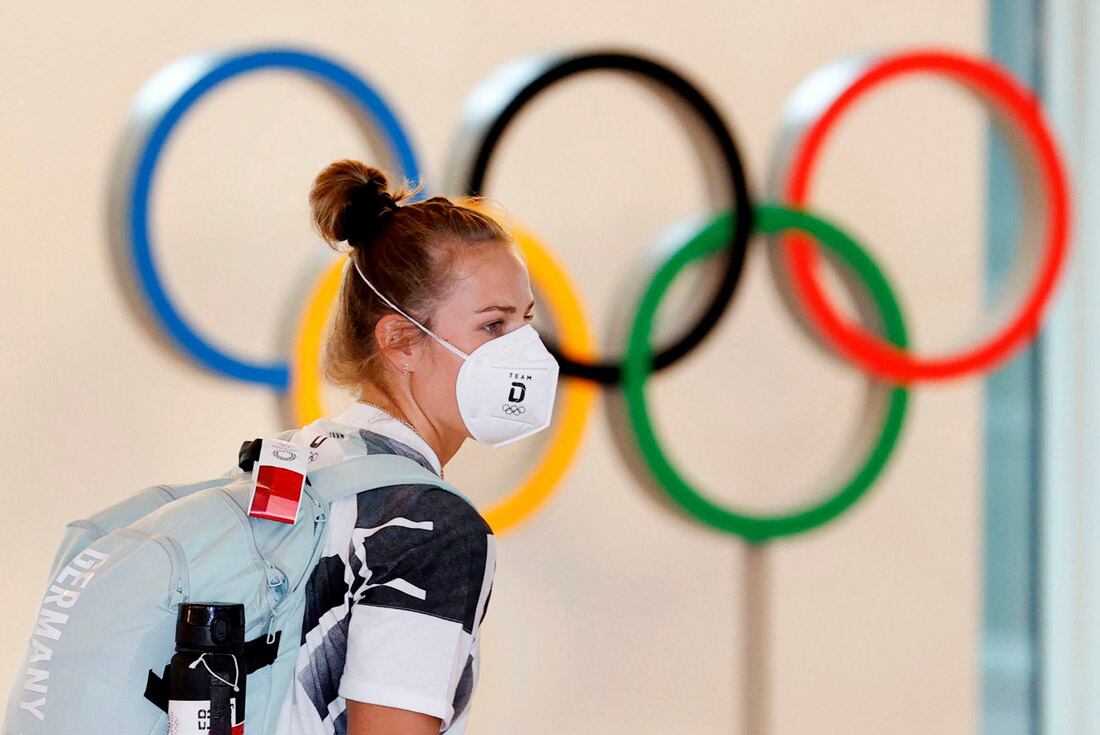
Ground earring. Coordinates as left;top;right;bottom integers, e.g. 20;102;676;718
402;362;410;376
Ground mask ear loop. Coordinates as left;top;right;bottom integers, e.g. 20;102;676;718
348;258;469;360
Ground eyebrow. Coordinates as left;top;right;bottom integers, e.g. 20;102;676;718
477;299;536;314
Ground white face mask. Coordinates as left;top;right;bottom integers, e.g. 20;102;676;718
351;259;560;447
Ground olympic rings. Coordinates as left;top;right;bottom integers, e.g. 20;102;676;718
287;208;600;534
620;205;910;541
112;45;1070;539
768;50;1072;382
445;50;754;385
109;47;423;389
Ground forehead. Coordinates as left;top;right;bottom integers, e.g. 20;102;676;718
447;243;532;308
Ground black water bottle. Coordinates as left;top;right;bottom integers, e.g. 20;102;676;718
168;603;247;735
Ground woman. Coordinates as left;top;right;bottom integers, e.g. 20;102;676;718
274;160;559;734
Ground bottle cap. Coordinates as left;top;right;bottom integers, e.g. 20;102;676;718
176;602;245;651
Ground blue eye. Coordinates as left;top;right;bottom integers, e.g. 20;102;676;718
483;321;504;335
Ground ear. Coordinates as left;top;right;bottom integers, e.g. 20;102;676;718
371;314;418;374
374;313;423;375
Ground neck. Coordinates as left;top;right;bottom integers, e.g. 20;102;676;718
357;384;464;468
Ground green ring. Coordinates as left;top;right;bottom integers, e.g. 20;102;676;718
622;205;910;542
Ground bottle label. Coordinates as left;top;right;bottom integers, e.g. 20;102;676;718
167;698;243;734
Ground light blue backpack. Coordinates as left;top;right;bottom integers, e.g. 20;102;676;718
2;430;463;735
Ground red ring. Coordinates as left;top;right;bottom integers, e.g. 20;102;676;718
783;50;1071;382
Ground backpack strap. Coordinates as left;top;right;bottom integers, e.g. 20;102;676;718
305;453;469;506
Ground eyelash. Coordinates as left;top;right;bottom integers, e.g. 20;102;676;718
483;314;534;335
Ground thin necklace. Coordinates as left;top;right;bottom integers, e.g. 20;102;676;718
356;400;444;480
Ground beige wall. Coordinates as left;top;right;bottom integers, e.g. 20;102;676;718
0;1;988;732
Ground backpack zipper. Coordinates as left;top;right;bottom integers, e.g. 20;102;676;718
263;489;329;644
262;560;287;644
283;484;329;595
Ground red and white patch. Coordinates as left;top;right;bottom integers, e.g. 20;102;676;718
246;438;308;525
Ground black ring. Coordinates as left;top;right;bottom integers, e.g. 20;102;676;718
448;50;754;384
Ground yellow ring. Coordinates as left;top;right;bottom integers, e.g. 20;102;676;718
288;211;599;534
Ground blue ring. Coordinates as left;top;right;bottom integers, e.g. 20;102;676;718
126;47;422;389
